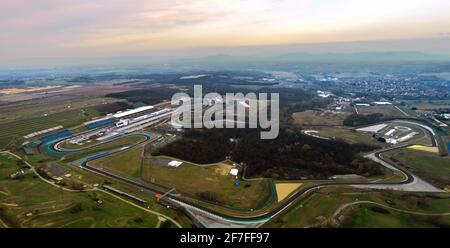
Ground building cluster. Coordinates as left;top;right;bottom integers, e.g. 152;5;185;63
313;74;449;98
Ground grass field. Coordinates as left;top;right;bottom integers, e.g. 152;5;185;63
317;127;385;147
0;153;163;228
59;139;100;150
402;99;450;110
0;96;119;124
384;149;450;189
342;204;450;228
90;145;144;178
356;105;407;118
141;156;273;211
263;187;450;228
292;110;350;126
62;135;146;162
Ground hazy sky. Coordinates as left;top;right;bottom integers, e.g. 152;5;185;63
1;0;450;61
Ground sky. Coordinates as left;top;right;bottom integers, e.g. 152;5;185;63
1;0;450;62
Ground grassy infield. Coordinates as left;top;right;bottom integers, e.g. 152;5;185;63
62;135;146;162
90;149;274;211
385;149;450;190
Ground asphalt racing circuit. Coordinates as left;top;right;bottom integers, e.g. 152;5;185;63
41;119;444;228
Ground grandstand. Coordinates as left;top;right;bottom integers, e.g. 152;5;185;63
24;125;63;139
40;129;73;143
85;117;117;129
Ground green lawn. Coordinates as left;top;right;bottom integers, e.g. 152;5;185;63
0;153;161;228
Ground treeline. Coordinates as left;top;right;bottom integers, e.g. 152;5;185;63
153;128;383;179
343;113;384;126
284;97;331;114
151;129;244;163
106;88;181;105
93;102;134;115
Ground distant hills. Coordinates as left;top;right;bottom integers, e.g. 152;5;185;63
271;51;450;62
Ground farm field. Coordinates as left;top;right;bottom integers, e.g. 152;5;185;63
0;85;61;95
0;96;120;124
0;153;162;228
0;95;132;149
402;99;450;110
141;156;273;211
263;187;450;228
292;110;350;126
90;145;144;178
384;149;450;190
0;109;99;149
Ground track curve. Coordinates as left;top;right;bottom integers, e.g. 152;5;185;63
43;120;443;223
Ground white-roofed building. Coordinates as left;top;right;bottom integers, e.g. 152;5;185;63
168;160;183;167
372;101;392;105
113;106;154;118
229;168;239;176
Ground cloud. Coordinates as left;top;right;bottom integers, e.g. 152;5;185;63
1;0;450;60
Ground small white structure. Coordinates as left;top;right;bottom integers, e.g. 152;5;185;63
317;90;332;98
385;129;396;136
113;106;154;118
397;132;418;142
229;168;239;176
386;138;398;144
116;119;129;127
372;101;392;105
168;160;183;168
